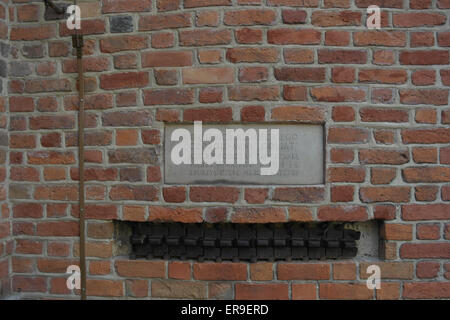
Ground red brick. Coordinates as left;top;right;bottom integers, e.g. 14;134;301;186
292;283;317;300
232;207;286;223
371;168;396;185
360;149;409;164
282;9;307;24
36;221;79;237
139;12;190;31
48;242;70;257
361;108;408;123
417;224;440;240
328;167;365;182
235;283;289;300
59;19;106;36
147;166;162;182
184;107;232;122
400;51;449;65
241;105;265;122
11;25;55;41
205;207;228;223
196;11;219;27
163;186;186;203
360;187;410;203
16;239;42;254
115;260;165;278
325;30;350;46
224;9;276;26
319;283;373;300
438;0;450;9
403;282;450;299
126;279;148;298
319;49;367;64
100;35;148;53
193;262;247;280
109;185;158;201
318;205;368;221
311;87;366;102
86;279;123;297
382;224;412;240
244;188;268;204
100;72;149;90
402;128;450;144
400;243;450;259
169;261;191;280
403;167;450;183
239;67;268;83
267;29;321;45
283;86;307;101
184;0;231;7
149;207;202;223
182;67;234;84
143;88;194;105
333;262;356;280
198;50;221;64
402;204;450;221
324;0;350;7
10;135;36;149
229;86;279;101
393;13;446;27
250;262;273;281
13;203;43;218
179;29;231;46
151;32;174;48
353;31;406;47
227;47;278;63
441;70;450;86
142;51;192;67
312;11;361;27
360;262;413;280
332;67;355;83
271;106;325;122
416;262;440;279
415;109;437;124
275;67;325;82
13;276;47;293
330;149;354;163
156;109;180;122
332;106;354;122
284;49;314;64
359;69;407;84
267;0;318;6
272;187;324;203
9;96;34;112
102;0;151;13
151;280;206;299
331;185;354;202
278;263;329;280
199;87;223;103
235;28;262;44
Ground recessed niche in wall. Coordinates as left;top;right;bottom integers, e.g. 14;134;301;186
113;220;380;262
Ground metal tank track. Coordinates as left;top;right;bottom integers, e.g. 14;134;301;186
129;222;361;262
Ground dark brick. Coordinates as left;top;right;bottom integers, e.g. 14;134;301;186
110;16;134;33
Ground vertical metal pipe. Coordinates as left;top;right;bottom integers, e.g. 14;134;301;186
73;30;86;300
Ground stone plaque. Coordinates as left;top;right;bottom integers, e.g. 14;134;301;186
164;123;324;185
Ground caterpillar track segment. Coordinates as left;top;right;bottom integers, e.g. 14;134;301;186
128;222;361;262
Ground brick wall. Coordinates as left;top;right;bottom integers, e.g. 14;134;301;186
2;0;450;299
0;0;10;297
